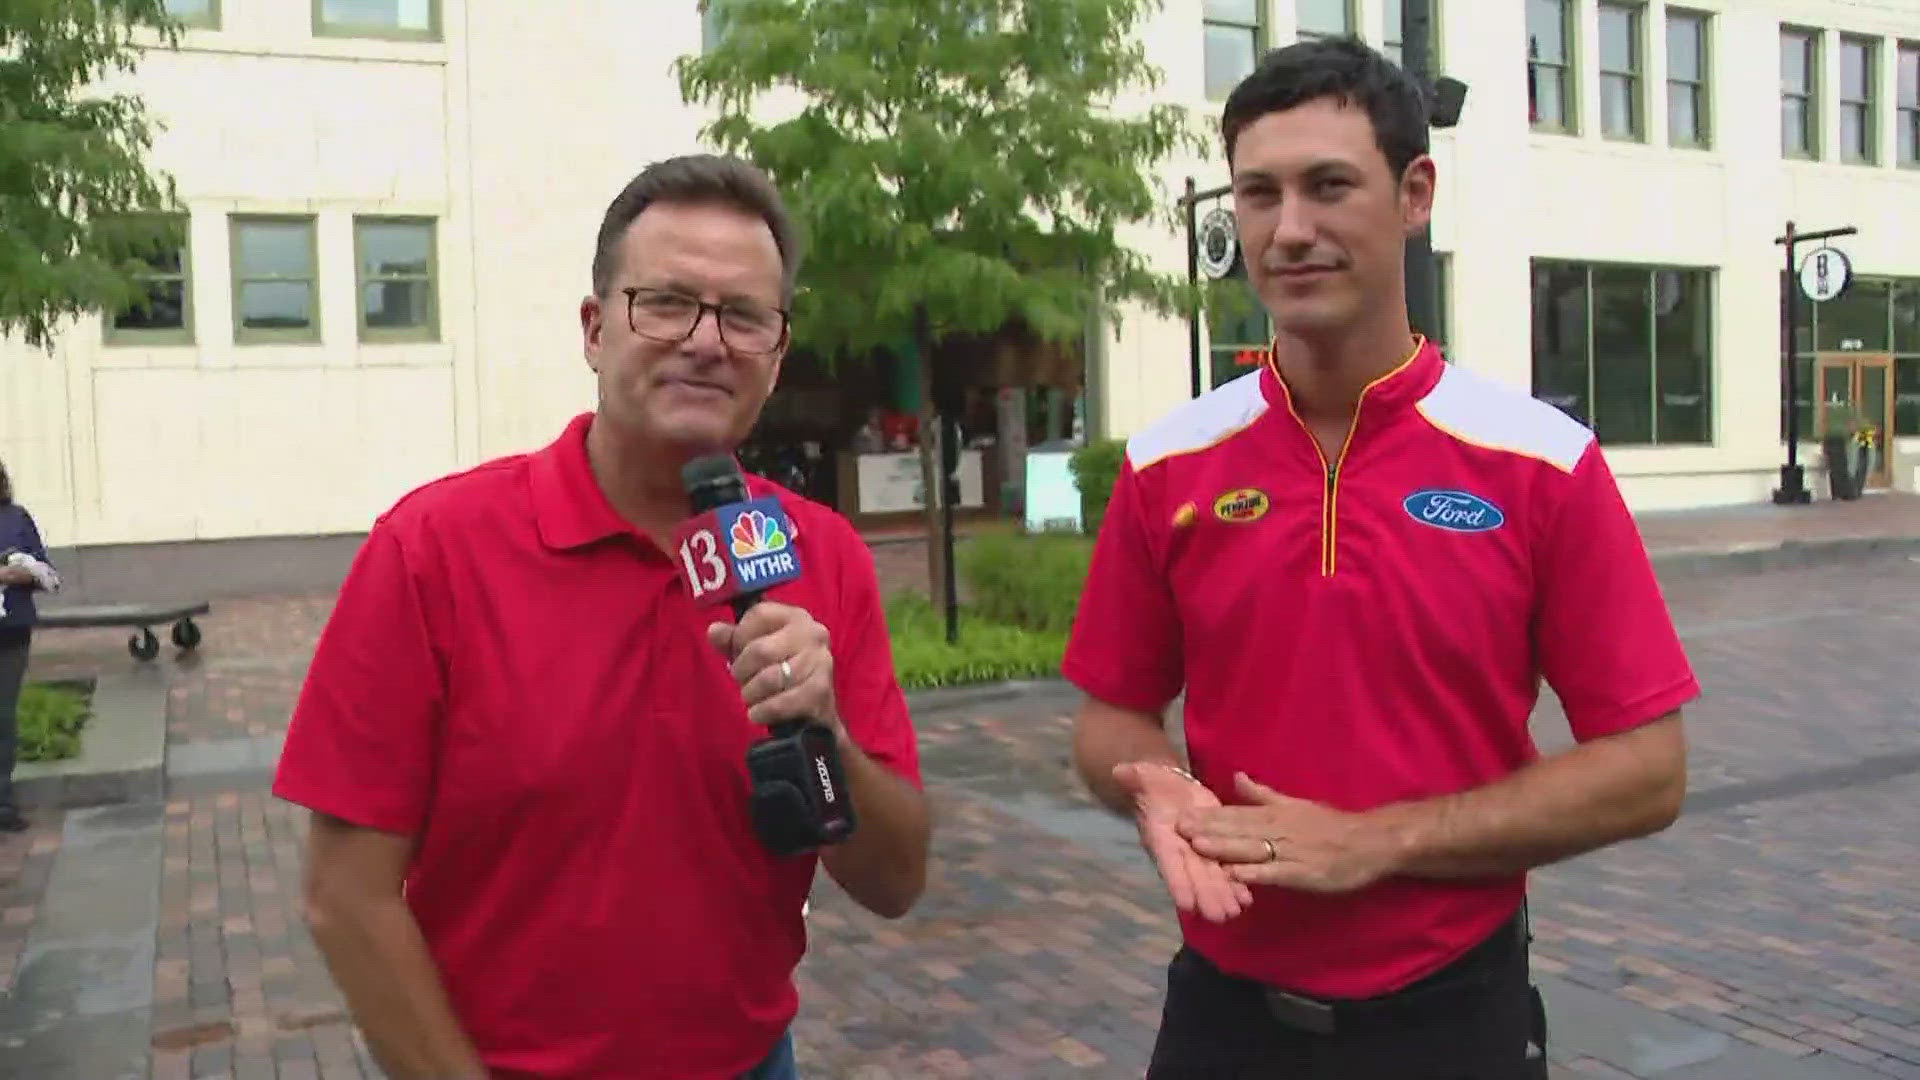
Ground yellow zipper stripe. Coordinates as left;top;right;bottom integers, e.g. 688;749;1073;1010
1266;337;1429;578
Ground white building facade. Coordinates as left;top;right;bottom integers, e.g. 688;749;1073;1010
3;0;1917;553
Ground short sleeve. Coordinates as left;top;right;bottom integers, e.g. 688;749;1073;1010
272;521;446;834
1060;458;1184;713
1534;444;1699;742
828;525;923;788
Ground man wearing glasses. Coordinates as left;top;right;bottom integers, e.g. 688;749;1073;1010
274;155;931;1080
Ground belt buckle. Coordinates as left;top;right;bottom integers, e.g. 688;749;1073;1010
1262;987;1338;1035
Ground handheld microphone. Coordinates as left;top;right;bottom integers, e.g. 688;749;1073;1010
676;455;857;857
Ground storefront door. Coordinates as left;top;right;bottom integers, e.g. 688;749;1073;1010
1815;354;1894;489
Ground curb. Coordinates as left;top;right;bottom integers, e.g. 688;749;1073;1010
903;678;1075;715
13;667;168;810
1647;534;1920;577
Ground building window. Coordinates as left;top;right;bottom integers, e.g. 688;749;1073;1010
1788;277;1920;439
230;216;320;345
314;0;439;41
1666;10;1710;148
1598;2;1644;141
1897;282;1920;435
1900;43;1919;166
1203;0;1264;101
1840;36;1878;164
1527;0;1575;133
1781;27;1820;159
1531;261;1714;447
1206;276;1271;390
105;217;192;346
355;217;438;343
164;0;218;29
1383;0;1441;67
1297;0;1352;42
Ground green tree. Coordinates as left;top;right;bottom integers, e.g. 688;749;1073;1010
678;0;1206;610
1;0;184;350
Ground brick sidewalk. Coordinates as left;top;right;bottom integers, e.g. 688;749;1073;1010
0;812;64;998
4;524;1920;1077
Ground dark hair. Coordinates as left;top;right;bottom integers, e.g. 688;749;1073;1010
1221;37;1430;179
0;458;11;505
590;153;801;303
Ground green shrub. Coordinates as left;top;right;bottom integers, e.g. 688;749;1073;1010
957;530;1095;635
884;591;1066;690
1068;437;1126;535
18;683;90;762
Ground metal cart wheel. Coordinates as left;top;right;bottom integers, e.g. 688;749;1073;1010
129;627;160;661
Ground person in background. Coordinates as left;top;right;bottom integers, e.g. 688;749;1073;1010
1064;39;1693;1078
0;458;62;834
273;154;931;1080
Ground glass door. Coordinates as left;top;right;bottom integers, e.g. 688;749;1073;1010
1858;357;1893;488
1815;354;1895;489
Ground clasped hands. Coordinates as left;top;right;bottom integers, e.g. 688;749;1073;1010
706;601;842;737
1115;762;1404;923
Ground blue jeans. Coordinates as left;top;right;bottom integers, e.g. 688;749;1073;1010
741;1030;797;1080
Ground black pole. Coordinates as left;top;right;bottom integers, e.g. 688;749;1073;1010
1185;176;1202;398
1776;222;1806;505
1401;0;1440;343
1772;222;1857;506
940;416;960;644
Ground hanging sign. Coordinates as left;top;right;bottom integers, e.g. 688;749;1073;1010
1798;246;1852;302
1196;207;1240;279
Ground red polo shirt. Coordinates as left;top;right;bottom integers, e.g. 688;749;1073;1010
1063;338;1697;999
274;412;922;1079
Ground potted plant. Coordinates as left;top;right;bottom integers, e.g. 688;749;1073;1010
1819;401;1866;500
1853;423;1879;492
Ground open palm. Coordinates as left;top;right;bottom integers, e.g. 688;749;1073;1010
1114;763;1254;923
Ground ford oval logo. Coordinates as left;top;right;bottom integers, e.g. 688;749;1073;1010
1403;490;1505;533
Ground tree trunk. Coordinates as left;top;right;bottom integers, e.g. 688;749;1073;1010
912;307;948;610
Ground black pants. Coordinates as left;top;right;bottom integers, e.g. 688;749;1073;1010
0;633;27;810
1147;915;1542;1080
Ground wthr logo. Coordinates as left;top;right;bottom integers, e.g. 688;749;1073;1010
730;510;790;558
675;496;805;603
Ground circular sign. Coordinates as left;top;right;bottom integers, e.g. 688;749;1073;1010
1196;207;1240;279
1798;246;1852;303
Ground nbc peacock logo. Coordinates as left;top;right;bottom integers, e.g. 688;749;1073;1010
730;509;789;558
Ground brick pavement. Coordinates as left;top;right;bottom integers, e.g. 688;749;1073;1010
0;810;63;998
0;532;1917;1076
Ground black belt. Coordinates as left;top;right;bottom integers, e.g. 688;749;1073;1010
1256;912;1527;1037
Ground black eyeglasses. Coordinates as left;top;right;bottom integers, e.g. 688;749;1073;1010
622;287;790;356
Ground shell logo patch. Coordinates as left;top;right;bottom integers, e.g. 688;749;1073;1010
1212;488;1270;523
1172;502;1197;528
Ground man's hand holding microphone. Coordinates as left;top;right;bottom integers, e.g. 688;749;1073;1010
707;603;841;737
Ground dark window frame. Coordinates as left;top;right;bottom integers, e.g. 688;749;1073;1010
1840;34;1879;164
1782;26;1821;160
353;216;440;344
1899;42;1919;167
230;214;322;346
1598;0;1646;142
1531;259;1717;448
1528;0;1578;134
104;213;194;348
1785;275;1920;439
1296;0;1355;43
1666;9;1712;149
1203;0;1267;102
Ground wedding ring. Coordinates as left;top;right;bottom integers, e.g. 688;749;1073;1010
1261;838;1278;862
780;659;793;689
